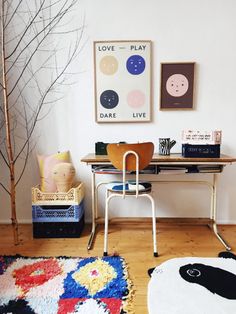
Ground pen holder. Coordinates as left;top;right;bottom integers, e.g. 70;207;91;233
159;138;176;155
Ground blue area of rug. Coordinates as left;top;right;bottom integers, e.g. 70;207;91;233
0;255;132;314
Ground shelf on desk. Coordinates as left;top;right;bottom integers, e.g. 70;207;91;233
91;164;224;175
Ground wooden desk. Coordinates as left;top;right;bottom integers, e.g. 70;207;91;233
81;153;236;251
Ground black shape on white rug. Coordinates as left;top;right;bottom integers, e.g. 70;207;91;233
148;252;236;314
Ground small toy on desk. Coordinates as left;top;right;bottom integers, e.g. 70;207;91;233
95;142;109;155
95;141;126;155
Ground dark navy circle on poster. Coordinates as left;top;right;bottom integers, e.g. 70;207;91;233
100;90;119;109
126;55;146;75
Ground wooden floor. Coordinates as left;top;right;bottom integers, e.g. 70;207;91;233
0;222;236;313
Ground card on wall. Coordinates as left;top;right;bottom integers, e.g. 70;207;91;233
160;62;195;110
94;40;152;123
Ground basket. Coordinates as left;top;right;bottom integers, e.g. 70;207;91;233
33;215;84;238
32;201;84;223
32;182;84;205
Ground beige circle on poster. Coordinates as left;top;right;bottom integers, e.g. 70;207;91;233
166;74;189;97
99;55;118;75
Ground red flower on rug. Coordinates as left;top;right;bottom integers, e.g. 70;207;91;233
13;258;62;296
0;255;133;314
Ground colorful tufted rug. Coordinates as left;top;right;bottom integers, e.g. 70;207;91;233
0;255;133;314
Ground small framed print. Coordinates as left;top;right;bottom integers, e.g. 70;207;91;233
94;40;152;122
160;62;195;110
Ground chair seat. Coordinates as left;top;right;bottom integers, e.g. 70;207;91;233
107;180;152;193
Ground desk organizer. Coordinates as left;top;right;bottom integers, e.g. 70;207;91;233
182;144;220;158
32;183;85;238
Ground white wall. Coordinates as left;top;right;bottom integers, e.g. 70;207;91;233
1;0;236;224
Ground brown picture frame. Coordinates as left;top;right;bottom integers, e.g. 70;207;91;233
160;62;195;110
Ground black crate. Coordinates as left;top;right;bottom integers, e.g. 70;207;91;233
182;144;220;158
33;214;84;238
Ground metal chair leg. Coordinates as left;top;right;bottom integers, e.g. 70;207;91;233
103;190;110;256
142;194;158;257
149;195;158;257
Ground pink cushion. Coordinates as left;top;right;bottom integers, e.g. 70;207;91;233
37;151;70;192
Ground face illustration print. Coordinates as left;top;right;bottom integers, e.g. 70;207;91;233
100;90;119;109
99;55;118;75
126;55;146;75
166;74;189;97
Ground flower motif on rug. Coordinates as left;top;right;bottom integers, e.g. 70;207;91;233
0;255;133;314
72;258;117;296
13;258;62;296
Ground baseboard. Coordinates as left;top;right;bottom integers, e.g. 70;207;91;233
0;218;236;225
0;219;32;224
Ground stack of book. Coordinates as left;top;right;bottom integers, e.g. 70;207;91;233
181;130;222;158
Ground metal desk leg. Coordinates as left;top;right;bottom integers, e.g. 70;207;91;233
87;171;96;250
211;173;231;251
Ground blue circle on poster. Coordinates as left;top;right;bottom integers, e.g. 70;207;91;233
126;55;146;75
100;90;119;109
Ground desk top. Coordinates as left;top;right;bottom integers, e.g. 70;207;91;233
81;153;236;165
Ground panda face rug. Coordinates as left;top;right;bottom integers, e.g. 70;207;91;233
148;252;236;314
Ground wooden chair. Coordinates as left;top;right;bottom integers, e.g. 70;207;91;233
103;142;158;257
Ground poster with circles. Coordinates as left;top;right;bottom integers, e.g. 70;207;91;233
94;40;151;122
160;62;195;109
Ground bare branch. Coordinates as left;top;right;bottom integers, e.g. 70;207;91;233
15;99;30;186
6;0;46;59
0;182;10;195
0;0;86;244
0;149;10;168
4;0;24;29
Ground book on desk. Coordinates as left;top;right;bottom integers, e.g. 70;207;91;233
92;164;223;175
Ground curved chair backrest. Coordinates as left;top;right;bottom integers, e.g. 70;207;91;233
107;142;154;171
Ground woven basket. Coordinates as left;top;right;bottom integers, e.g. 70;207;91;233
32;182;84;205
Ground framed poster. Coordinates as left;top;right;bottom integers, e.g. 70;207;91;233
160;62;195;110
94;40;152;122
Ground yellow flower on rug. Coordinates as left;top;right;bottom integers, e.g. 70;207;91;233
72;258;117;296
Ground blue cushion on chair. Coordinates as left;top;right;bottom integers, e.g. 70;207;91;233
107;180;152;193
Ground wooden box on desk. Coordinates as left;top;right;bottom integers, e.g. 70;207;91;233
31;183;85;238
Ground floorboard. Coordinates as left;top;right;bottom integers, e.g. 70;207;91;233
0;223;235;313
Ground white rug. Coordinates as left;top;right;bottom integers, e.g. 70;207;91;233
148;252;236;314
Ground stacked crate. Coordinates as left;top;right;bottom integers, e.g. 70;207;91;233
32;182;85;238
181;130;222;158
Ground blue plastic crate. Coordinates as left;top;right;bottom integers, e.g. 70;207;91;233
32;201;84;223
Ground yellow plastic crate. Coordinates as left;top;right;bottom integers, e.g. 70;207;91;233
32;182;84;205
